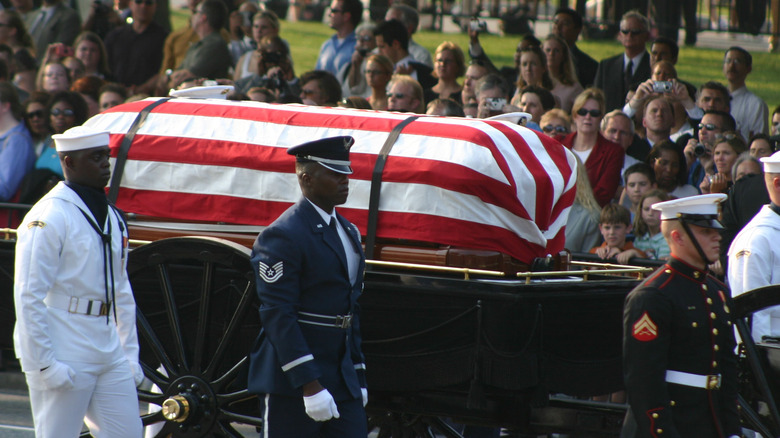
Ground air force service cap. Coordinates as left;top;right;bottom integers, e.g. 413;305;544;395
652;193;727;229
760;150;780;173
52;126;110;152
287;136;354;174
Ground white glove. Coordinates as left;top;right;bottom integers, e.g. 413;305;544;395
361;388;368;407
303;389;340;421
130;361;144;387
41;361;75;391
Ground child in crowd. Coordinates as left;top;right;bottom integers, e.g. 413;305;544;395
590;203;646;264
632;190;672;260
620;162;656;222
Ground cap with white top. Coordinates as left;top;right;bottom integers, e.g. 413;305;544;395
652;193;727;229
52;126;110;153
169;85;234;99
760;150;780;173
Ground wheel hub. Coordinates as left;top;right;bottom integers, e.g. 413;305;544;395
161;375;218;436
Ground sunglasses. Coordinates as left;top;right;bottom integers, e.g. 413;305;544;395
26;110;45;119
51;108;75;117
576;108;601;118
698;123;720;131
620;28;645;36
543;125;568;134
133;0;155;4
387;93;406;99
358;36;372;42
330;8;344;13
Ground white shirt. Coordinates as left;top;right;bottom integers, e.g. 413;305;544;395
307;199;359;285
728;204;780;342
730;85;768;140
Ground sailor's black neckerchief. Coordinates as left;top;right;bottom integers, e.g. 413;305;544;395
66;181;124;323
770;202;780;217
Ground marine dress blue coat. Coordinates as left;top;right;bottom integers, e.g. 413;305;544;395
248;199;367;401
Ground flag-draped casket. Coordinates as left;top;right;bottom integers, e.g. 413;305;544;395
86;98;577;265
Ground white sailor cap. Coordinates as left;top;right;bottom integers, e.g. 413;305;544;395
169;85;234;99
52;126;110;152
760;150;780;173
652;193;727;229
485;112;531;126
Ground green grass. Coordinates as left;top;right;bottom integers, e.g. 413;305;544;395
169;10;780;107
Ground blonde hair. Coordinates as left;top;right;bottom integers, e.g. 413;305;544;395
388;74;425;114
543;34;577;86
573;155;600;217
433;41;466;78
633;189;671;236
540;108;571;131
571;87;606;119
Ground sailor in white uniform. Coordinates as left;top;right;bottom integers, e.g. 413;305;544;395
13;126;143;438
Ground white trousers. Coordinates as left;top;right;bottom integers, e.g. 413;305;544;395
26;358;142;438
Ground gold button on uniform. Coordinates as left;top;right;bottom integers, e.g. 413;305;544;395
714;344;720;351
710;312;717;320
694;272;701;279
665;269;671;274
706;298;713;304
657;428;664;434
652;413;659;419
702;284;708;291
712;361;718;368
670;400;676;406
713;328;719;335
692;322;698;328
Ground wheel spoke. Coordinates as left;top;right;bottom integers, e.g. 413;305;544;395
217;409;264;427
137;309;177;376
212;352;248;391
156;263;189;371
217;389;256;405
193;260;214;374
204;280;254;379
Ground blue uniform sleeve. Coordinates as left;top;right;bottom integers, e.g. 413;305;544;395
251;225;322;389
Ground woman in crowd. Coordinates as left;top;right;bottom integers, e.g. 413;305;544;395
645;140;699;198
23;92;51;157
98;82;128;112
234;36;298;101
515;85;555;127
749;133;774;159
700;132;747;194
542;34;582;112
560;88;624;207
36;62;70;94
73;31;111;79
632;189;672;260
430;41;464;103
0;10;34;56
234;10;286;81
732;152;762;181
71;75;105;118
0;82;34;201
366;54;393;110
539;108;571;138
514;46;554;100
564;156;601;253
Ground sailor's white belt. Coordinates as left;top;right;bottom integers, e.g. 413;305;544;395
298;311;353;329
665;370;721;390
44;294;111;317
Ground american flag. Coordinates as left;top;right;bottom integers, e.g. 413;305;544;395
86;99;577;264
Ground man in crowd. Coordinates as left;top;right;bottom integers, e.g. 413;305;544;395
384;4;432;67
594;10;651;112
474;73;512;119
374;19;435;91
683;110;736;188
728;151;780;343
315;0;362;77
248;136;368;437
723;46;768;140
103;0;168;93
386;74;424;113
168;0;231;88
461;60;491;117
640;95;674;148
13;126;143;438
623;194;741;438
28;0;81;60
552;7;597;87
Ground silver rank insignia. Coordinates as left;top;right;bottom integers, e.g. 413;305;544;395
258;261;283;283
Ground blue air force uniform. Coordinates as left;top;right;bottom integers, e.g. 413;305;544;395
247;136;367;437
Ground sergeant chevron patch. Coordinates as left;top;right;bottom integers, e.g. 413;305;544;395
258;261;283;283
633;312;658;341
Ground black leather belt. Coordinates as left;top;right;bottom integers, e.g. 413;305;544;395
298;311;353;329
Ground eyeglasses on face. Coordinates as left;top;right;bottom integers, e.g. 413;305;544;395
26;110;45;119
387;92;406;99
698;123;720;131
620;28;645;36
358;35;372;42
365;69;388;76
543;124;568;134
133;0;155;5
576;108;601;118
300;89;317;96
329;8;344;13
51;108;75;117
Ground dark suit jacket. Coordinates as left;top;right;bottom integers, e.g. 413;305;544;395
594;51;651;112
570;44;598;88
248;199;366;401
30;3;81;60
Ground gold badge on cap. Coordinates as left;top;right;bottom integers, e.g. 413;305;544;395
27;221;46;229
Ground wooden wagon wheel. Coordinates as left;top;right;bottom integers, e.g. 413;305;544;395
733;284;780;437
126;237;261;437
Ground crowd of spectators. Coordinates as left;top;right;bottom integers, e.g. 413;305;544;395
0;0;773;268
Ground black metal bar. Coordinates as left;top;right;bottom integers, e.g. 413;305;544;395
736;317;780;435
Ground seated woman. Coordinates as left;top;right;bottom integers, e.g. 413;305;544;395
539;108;571;138
699;132;747;194
233;10;288;81
514;46;555;104
234;36;298;102
645;140;699;198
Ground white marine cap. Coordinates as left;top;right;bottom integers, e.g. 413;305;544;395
760;150;780;173
485;112;531;126
52;126;110;153
168;85;234;99
652;193;727;229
